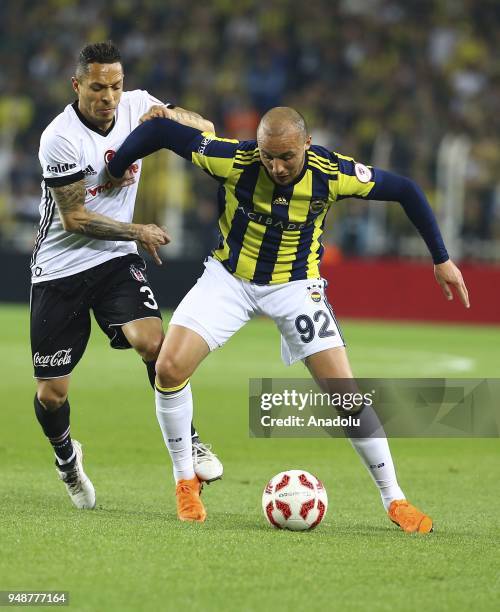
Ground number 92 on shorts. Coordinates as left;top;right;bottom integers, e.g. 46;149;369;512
169;257;345;366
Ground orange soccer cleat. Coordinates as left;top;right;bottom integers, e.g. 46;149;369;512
388;499;433;534
175;476;207;522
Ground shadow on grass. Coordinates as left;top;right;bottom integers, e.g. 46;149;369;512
5;491;475;540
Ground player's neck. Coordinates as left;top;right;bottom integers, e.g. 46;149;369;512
76;102;115;134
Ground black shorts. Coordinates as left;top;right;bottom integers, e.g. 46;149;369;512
30;254;162;379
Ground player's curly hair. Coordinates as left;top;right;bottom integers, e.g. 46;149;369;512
75;41;121;79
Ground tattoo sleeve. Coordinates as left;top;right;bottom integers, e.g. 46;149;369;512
171;107;214;132
50;180;140;241
50;179;85;214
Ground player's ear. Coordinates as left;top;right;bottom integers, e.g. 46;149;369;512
305;135;312;150
71;77;79;96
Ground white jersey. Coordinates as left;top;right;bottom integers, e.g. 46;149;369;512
31;90;167;283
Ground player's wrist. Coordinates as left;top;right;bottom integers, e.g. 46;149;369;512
105;163;122;183
132;223;145;241
434;258;450;268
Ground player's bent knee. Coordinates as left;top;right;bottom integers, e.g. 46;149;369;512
134;336;163;362
122;319;164;361
37;388;68;411
156;355;190;389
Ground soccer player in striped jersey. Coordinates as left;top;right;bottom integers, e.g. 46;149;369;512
108;106;470;530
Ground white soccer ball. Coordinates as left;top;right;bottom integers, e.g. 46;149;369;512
262;469;328;531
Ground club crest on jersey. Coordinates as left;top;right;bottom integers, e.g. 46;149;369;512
309;290;322;303
104;149;139;175
309;198;327;214
130;264;146;282
104;149;116;163
272;196;289;207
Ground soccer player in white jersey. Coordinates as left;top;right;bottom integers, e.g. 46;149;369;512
31;41;222;510
108;106;470;529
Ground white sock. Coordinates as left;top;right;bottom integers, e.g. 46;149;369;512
344;403;405;510
155;381;195;482
349;436;405;510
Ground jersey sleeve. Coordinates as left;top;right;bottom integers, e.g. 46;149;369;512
135;92;239;177
130;90;174;127
190;133;241;180
108;118;240;182
39;130;83;187
333;153;376;200
140;89;174;110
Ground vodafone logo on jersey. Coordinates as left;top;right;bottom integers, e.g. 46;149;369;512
87;182;115;197
34;348;72;368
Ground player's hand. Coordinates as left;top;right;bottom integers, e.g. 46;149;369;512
137;224;171;265
105;164;136;188
434;259;470;308
139;105;175;124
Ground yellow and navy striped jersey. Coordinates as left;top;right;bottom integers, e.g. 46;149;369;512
188;134;377;284
110;118;449;273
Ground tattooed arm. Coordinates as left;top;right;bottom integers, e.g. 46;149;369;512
139;105;215;133
51;180;138;239
171;106;215;133
50;180;170;264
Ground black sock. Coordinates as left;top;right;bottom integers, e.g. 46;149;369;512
34;395;75;465
143;359;157;390
144;360;198;440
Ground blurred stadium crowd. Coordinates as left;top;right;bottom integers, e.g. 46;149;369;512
1;0;499;260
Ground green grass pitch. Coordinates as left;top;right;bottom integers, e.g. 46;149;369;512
0;304;499;611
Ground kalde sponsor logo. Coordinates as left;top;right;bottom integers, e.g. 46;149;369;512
46;162;77;174
33;348;72;368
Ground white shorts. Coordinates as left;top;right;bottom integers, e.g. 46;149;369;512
170;257;345;365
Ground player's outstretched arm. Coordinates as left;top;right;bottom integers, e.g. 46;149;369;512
108;117;238;183
140;104;215;133
434;260;470;308
107;118;203;179
50;180;170;264
365;169;470;308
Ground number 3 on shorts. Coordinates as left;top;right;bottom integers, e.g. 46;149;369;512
295;310;336;343
140;286;159;310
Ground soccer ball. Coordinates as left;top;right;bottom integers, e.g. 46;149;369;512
262;470;328;531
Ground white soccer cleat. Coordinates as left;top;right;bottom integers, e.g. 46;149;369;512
56;440;96;509
192;441;223;483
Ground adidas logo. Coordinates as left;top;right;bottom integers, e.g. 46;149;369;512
83;164;97;176
273;196;289;206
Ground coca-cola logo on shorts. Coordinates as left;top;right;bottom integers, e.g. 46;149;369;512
33;348;72;368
